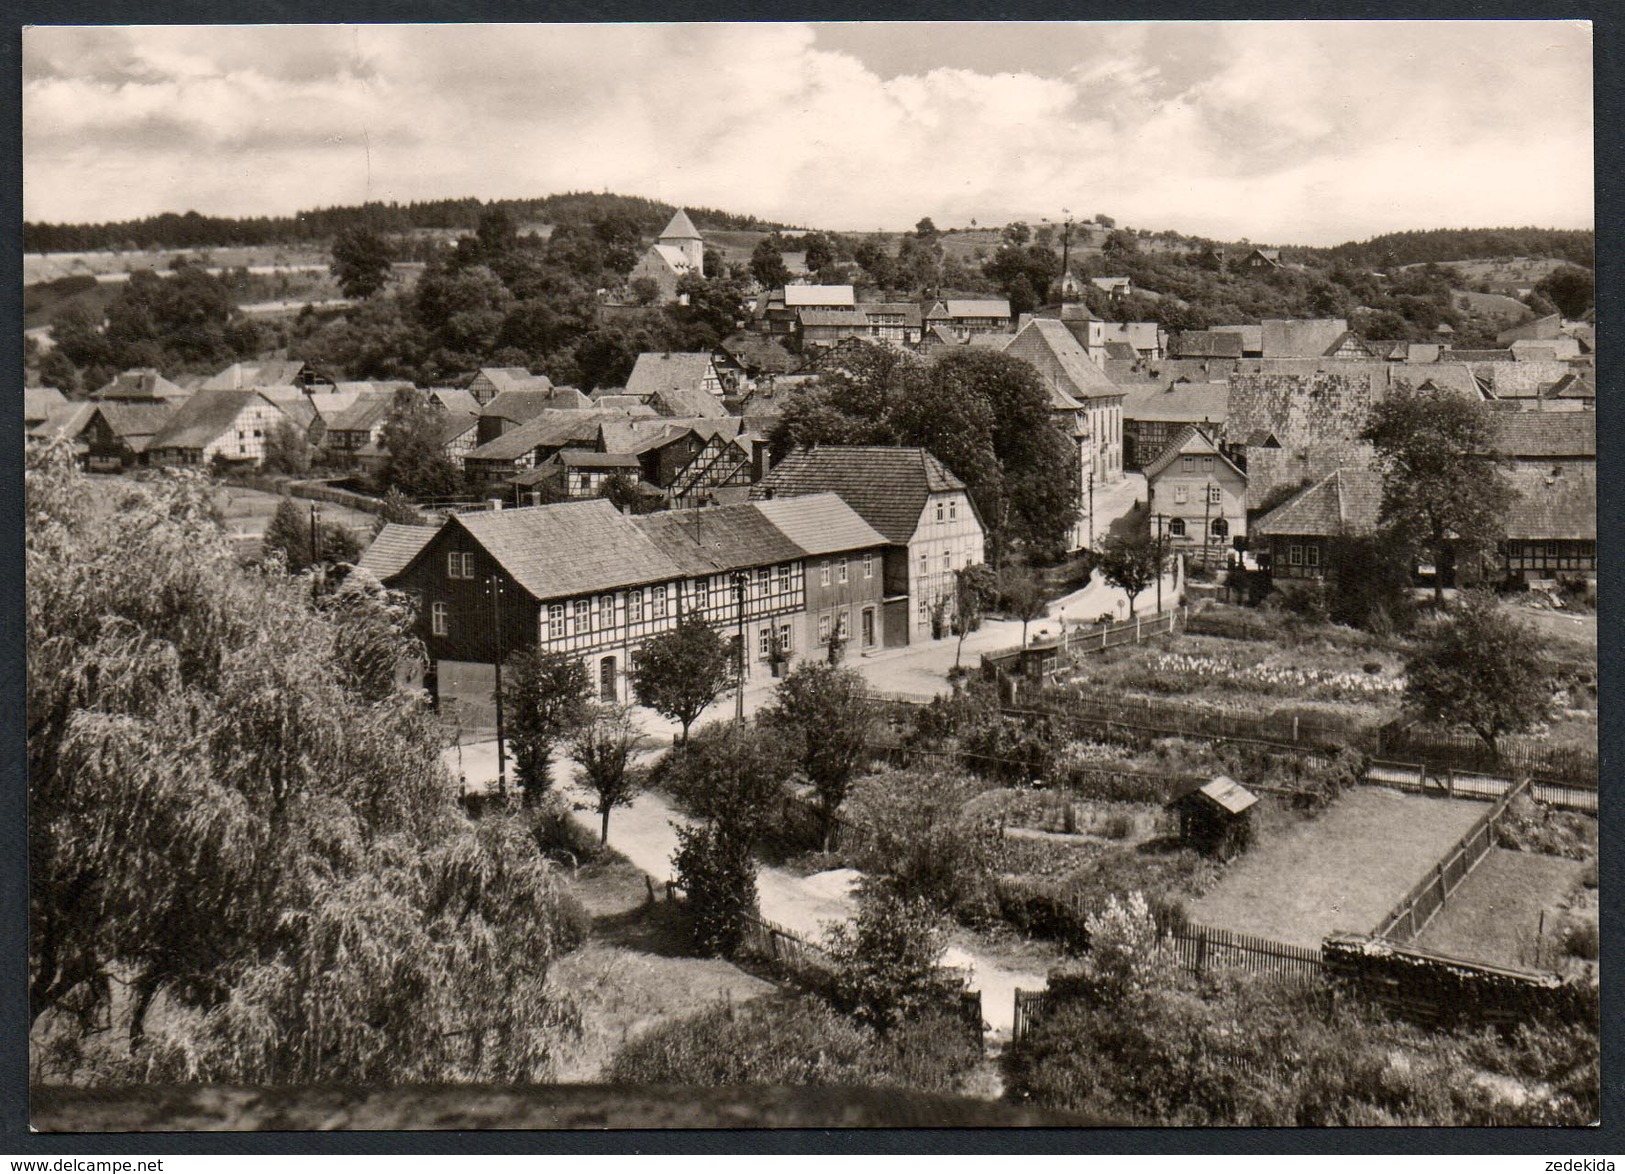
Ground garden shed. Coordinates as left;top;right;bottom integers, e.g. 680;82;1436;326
1166;775;1257;860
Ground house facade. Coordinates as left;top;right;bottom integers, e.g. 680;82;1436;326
1144;427;1247;557
146;388;303;467
750;446;986;645
925;299;1012;341
1250;467;1383;582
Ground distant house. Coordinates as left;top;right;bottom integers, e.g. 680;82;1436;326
201;360;332;393
855;302;924;345
1091;276;1133;298
1496;313;1564;346
925;299;1012;341
1167;331;1244;361
147;388;307;467
468;368;552;406
717;332;802;380
1240;247;1282;272
626;209;706;304
1492;413;1595;583
1120;380;1230;470
438;412;483;463
751;446;985;646
464;409;653;487
1250;467;1384;581
323;393;395;458
759;285;857;337
795;309;871;350
625;352;727;400
23;387;68;428
90;368;190;405
82;402;178;471
1259;318;1350;359
1144;426;1247;556
477;388;594;444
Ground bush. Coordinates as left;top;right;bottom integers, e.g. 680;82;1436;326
606;993;980;1094
528;793;605;868
1563;921;1599;961
825;886;965;1032
672;824;757;957
1102;812;1136;840
844;767;997;913
1492;796;1597;861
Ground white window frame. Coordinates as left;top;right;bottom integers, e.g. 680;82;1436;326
596;594;615;629
820;561;832;588
949;500;958;521
651;585;669;619
431;602;448;637
775;563;791;592
1181;456;1194;472
1289;543;1304;566
818;613;832;644
547;603;566;639
1167;517;1187;538
935;501;945;523
837;559;848;585
778;622;793;654
1207;485;1222;505
573;598;592;634
1306;544;1321;568
627;589;644;624
1174;485;1189;504
758;626;773;659
863;552;875;579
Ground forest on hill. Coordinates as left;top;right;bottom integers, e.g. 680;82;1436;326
1309;227;1593;271
22;192;784;255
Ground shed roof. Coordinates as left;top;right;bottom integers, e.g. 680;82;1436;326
751;446;968;543
1168;776;1258;815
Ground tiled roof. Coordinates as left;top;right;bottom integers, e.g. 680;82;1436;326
1490;413;1595;458
1443;349;1516;363
650;386;728;419
783;285;856;308
357;523;436;581
1006;318;1123;401
941;299;1011;319
430;387;482;416
24;387;68;421
1142;425;1243;480
751;492;889;556
484;388;589;423
149;388;279;451
750;446;966;543
659;209;702;241
1168;331;1243;359
559;450;642;468
1495;313;1563;345
454;499;691;599
1252;467;1384;537
328;393;393;434
437;413;480;447
201;360;308;391
1260;319;1349;359
797;310;869;328
1103;341;1139;361
719;332;802;374
625;353;718;397
1212;325;1263;354
1501;463;1595;541
93;402;176;442
30;402;96;441
1542;372;1595;400
91;368;190;403
635;504;806;574
1121;380;1229;423
856;302;924;326
468;410;638;462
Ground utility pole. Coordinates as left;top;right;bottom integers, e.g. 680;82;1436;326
1203;479;1213;575
308;503;322;600
1155;513;1164;615
1087;468;1095;550
732;571;748;723
488;575;508;799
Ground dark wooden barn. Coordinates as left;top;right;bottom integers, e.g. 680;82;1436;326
1166;775;1257;860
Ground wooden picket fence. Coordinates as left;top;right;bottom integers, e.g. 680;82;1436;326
981;609;1185;678
1371;777;1532;941
1164;924;1326;987
1377;720;1598;787
1365;760;1595;814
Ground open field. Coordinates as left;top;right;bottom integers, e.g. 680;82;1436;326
25;246;332;284
1414;847;1589;971
1188;788;1485;947
79;476;377;555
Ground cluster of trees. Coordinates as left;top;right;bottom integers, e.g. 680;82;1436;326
44;259;266;391
770;342;1080;561
24;191;779;254
291;207;750;387
27;443;586;1084
1315;227;1594;272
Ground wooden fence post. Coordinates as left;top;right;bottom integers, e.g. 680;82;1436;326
1135;615;1142;642
1446;767;1455;798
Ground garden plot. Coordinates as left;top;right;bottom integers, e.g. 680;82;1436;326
1187;787;1485;948
1413;848;1591;973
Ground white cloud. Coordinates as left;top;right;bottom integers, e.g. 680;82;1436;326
22;20;1592;243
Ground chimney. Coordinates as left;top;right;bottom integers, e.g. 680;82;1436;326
488;498;503;511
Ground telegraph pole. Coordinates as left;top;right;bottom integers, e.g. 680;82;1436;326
488;574;508;798
1155;513;1164;615
1203;479;1213;574
308;503;322;600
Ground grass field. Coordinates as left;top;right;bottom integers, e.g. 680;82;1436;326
1413;848;1589;971
547;852;773;1082
1187;788;1485;947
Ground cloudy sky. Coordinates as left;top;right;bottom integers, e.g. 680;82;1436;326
23;21;1592;244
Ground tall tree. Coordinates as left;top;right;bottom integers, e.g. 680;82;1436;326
1534;266;1594;319
750;238;791;289
1096;529;1164;618
503;647;594;804
1361;381;1514;605
377;388;464;499
1403;591;1555;758
998;565;1049;646
26;445;584;1082
568;704;646;843
261;497;312;570
330;226;395;299
629;608;734;744
761;663;877;850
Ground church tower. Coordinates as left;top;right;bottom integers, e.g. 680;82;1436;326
658;209;705;273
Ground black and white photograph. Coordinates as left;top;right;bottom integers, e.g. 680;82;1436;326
19;19;1601;1136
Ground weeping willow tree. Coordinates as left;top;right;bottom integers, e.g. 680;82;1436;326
27;443;584;1085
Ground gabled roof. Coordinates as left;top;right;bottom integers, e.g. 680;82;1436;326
1142;425;1245;481
1490;413;1595;459
328;393;393;434
925;324;960;345
1496;313;1563;345
797;309;869;328
449;499;691;599
855;302;924;326
430;387;483;416
483;388;589;424
625;353;718;398
750;492;890;556
1542;372;1595;401
783;285;855;308
1168;331;1243;359
1501;463;1595;542
357;523;436;581
475;367;554;395
91;402;176;444
149;388;286;451
1007;318;1123;402
650;386;728;419
750;446;968;544
658;209;702;241
1212;324;1263;354
24;387;68;422
1103;341;1139;362
635;504;806;574
719;332;802;375
1168;775;1258;815
1252;467;1384;538
437;413;481;447
1260;319;1349;359
201;360;309;391
30;402;96;441
468;409;642;462
1121;381;1230;424
940;299;1011;320
91;368;190;403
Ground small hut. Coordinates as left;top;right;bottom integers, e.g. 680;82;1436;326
1166;775;1257;860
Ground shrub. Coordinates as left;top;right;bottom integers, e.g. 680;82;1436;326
672;824;757;957
528;793;604;868
825;886;965;1032
1563;921;1599;961
844;767;997;913
1492;796;1597;861
1102;812;1136;840
606;993;980;1094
